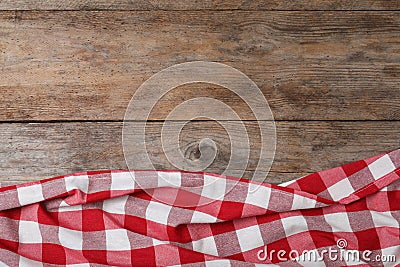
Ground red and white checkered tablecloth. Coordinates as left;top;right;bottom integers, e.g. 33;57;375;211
0;149;399;266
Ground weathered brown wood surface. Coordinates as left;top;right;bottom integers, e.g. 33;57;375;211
0;11;400;121
0;1;399;11
0;121;398;183
0;5;399;185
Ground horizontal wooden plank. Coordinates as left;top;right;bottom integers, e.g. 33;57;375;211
0;121;398;184
0;11;399;121
0;1;399;11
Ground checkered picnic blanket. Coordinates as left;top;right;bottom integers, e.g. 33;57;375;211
0;149;399;266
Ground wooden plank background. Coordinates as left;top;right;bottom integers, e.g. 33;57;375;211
0;2;399;184
1;1;399;11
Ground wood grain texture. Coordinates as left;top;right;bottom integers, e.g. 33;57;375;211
1;9;399;185
0;1;399;11
0;11;399;121
0;121;398;184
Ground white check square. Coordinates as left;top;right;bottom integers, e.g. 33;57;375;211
324;212;353;232
368;155;396;180
281;216;308;237
202;175;226;200
191;210;217;223
291;194;317;210
370;211;398;228
59;226;82;250
17;184;44;206
157;172;181;187
327;178;354;201
192;236;218;256
146;201;172;225
236;225;264;252
103;195;128;215
19;220;42;243
245;184;271;208
65;175;89;193
106;229;130;251
111;172;135;190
